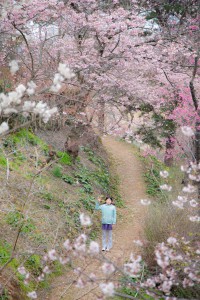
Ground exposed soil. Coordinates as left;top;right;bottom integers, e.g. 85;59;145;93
45;136;148;300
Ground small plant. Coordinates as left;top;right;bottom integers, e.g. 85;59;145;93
5;211;35;233
25;254;42;276
80;195;96;212
52;165;62;178
0;241;11;265
57;151;71;165
40;192;54;201
62;174;75;184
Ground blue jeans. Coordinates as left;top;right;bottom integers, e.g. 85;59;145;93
102;230;112;249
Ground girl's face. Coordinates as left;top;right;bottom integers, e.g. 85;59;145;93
106;198;112;205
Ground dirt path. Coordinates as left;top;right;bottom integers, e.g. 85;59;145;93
46;137;148;300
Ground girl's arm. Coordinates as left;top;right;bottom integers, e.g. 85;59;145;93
95;197;102;210
113;206;116;224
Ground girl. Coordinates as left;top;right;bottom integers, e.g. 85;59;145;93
95;196;116;251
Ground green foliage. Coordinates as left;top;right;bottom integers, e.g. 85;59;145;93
0;153;7;166
82;146;106;167
52;165;62;178
40;192;54;201
0;288;10;300
75;165;93;193
57;151;71;165
5;211;36;233
0;241;12;266
62;174;75;184
142;155;167;200
79;195;95;212
3;129;48;153
25;254;42;276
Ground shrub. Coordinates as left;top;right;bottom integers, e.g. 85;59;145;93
52;165;62;178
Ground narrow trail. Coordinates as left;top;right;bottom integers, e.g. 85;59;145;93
46;137;148;300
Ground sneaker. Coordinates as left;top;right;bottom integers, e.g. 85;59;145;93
102;248;106;251
106;248;110;252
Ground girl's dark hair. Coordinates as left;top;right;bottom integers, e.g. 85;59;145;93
105;196;115;205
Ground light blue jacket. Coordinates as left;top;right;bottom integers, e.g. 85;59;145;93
95;202;116;224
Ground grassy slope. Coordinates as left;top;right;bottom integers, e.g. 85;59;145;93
0;129;121;299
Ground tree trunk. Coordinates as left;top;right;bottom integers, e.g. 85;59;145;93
98;100;105;136
164;136;175;166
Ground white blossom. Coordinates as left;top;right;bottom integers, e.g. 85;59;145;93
160;280;173;293
76;277;85;288
4;108;18;114
63;239;72;251
140;199;151;205
16;84;26;97
42;107;58;123
80;213;92;226
58;63;75;79
102;263;115;275
17;266;27;275
133;240;143;246
177;195;187;203
37;274;45;282
181;126;194;137
160;170;169;178
167;237;177;245
27;81;37;95
23;101;36;112
189;215;200;222
9;60;19;75
160;184;172;192
89;241;99;255
182;184;196;193
27;291;37;299
99;282;115;296
48;249;57;261
53;73;64;84
189;199;198;207
43;266;50;274
0;122;9;134
172;201;184;209
50;83;62;92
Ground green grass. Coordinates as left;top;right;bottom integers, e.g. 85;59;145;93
57;151;71;165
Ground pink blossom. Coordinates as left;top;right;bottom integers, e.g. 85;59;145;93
102;263;115;275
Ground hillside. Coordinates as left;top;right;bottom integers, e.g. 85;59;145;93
0;128;121;299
